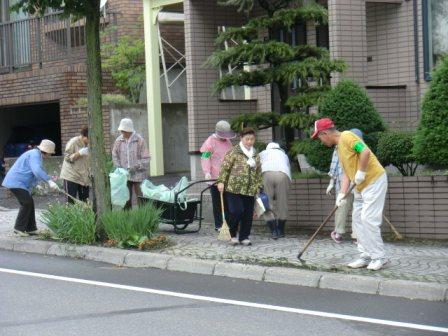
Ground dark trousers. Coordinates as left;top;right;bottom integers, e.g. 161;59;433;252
10;188;37;232
125;181;143;210
210;185;228;229
64;180;89;203
226;192;255;241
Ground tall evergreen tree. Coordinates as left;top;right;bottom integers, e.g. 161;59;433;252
12;0;112;216
414;56;448;168
207;0;346;144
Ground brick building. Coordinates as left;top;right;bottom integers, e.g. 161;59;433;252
0;0;164;157
180;0;447;176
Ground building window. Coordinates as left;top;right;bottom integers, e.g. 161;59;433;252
423;0;448;80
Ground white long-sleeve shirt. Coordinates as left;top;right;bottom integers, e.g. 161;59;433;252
259;143;291;181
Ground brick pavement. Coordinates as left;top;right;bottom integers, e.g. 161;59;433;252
0;206;447;285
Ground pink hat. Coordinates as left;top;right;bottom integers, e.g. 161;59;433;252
311;118;335;139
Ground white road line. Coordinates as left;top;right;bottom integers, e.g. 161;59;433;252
0;267;447;334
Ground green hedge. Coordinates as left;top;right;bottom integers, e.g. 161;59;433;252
414;56;448;168
376;131;417;176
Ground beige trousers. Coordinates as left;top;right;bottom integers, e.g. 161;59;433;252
262;171;290;220
334;192;355;237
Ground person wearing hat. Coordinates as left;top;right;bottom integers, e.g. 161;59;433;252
200;120;235;231
326;128;364;243
259;142;291;239
312;118;388;271
60;126;90;203
2;139;60;237
112;118;150;209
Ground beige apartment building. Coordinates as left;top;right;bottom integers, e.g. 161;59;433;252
182;0;446;175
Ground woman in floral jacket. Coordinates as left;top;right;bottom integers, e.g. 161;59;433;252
217;128;262;246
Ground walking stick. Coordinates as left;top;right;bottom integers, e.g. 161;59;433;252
298;184;356;260
383;214;403;240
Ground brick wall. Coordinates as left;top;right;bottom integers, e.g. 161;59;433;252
286;176;448;239
328;0;429;130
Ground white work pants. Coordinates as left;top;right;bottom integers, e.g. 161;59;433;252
352;173;387;260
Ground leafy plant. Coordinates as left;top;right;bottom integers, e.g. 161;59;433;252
318;79;386;134
101;202;162;248
102;33;145;103
377;131;418;176
290;138;333;172
414;55;448;168
41;203;96;244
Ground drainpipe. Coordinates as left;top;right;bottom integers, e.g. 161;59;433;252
413;0;420;84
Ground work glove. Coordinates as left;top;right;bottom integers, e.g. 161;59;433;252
336;193;347;207
326;179;335;196
205;173;212;180
354;170;366;185
78;147;89;156
48;180;60;191
35;185;44;192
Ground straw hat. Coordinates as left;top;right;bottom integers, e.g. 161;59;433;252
37;139;56;154
215;120;235;139
118;118;135;133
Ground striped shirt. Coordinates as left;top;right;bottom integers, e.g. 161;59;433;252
328;148;343;194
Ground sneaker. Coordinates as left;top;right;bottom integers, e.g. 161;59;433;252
240;239;252;246
27;229;42;236
367;258;389;271
229;237;239;246
330;231;343;243
347;257;371;269
14;230;29;237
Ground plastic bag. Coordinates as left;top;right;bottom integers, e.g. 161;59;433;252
254;196;266;217
109;168;130;208
140;176;189;206
141;179;171;203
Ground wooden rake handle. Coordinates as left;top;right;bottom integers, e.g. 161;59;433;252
298;184;356;260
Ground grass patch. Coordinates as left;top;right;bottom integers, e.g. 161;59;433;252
41;202;96;244
101;203;162;249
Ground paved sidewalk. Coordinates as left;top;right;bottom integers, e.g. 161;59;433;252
1;207;447;285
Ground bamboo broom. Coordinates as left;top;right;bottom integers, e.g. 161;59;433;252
218;191;231;241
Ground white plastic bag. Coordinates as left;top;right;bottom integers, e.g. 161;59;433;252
109;168;130;208
140;176;189;206
254;196;266;217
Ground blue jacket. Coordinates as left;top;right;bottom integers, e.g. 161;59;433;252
2;149;51;192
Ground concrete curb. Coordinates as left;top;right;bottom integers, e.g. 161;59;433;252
1;237;447;302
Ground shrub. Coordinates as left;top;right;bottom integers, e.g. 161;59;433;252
376;131;418;176
101;202;162;248
290;139;333;172
41;203;96;244
414;56;448;168
318;79;386;135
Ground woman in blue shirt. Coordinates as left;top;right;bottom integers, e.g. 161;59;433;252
2;140;59;236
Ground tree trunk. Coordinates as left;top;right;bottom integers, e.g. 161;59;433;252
85;1;111;217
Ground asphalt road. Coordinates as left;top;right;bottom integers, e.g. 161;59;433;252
0;250;447;336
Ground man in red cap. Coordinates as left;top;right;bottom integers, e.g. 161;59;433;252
312;118;388;271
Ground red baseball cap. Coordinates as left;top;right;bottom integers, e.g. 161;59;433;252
311;118;335;139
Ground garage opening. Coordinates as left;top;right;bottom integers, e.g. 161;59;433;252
0;102;61;158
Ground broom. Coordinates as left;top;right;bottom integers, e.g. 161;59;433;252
218;191;231;241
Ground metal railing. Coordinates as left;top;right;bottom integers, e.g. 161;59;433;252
0;10;118;74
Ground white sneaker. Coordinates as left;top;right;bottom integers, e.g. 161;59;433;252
229;237;239;246
347;257;370;269
240;239;252;246
367;259;388;271
14;230;29;237
27;229;43;236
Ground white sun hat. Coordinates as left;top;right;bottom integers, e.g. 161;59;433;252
118;118;135;133
37;139;56;154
